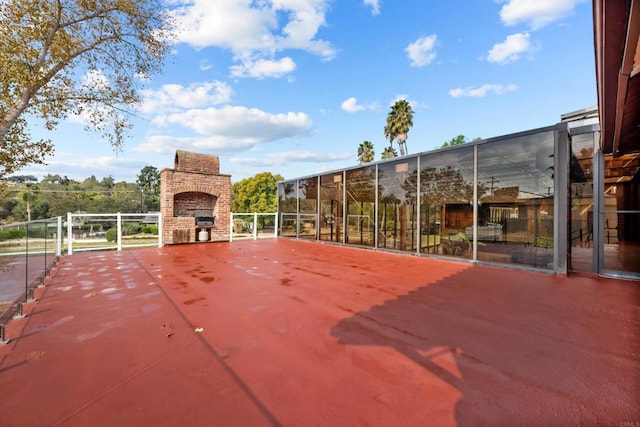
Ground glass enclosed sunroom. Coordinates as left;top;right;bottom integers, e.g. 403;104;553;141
278;118;640;280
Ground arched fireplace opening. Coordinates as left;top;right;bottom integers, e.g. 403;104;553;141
160;151;231;244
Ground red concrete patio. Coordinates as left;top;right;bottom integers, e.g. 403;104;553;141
0;238;638;426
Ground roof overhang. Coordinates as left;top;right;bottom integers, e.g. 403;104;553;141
593;0;640;155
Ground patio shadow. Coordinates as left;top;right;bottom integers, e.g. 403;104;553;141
330;266;640;425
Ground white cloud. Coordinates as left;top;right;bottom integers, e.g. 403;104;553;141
82;69;110;90
199;59;212;71
498;0;582;30
231;151;352;167
139;81;233;114
171;0;335;79
133;135;261;155
486;32;535;64
405;34;437;67
448;83;518;98
363;0;381;15
154;106;311;136
140;105;313;154
341;97;377;113
230;57;296;79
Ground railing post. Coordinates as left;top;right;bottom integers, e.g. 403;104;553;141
57;216;62;256
24;222;29;302
253;212;258;240
43;220;48;279
230;213;234;242
117;212;122;251
274;212;278;238
157;213;163;247
67;212;73;255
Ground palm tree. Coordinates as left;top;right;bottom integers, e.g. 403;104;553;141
357;140;375;164
22;185;38;221
384;99;414;156
381;146;398;160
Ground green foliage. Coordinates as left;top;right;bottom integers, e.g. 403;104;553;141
384;99;414;156
535;236;554;249
142;225;158;235
0;0;174;176
381;146;398;160
2;166;156;221
357;140;375;164
122;222;140;235
0;228;26;240
7;175;37;184
105;228;117;242
136;166;160;212
442;135;482;148
231;172;284;213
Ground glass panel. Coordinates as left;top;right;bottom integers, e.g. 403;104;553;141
299;178;318;214
569;132;595;272
278;181;297;237
602;211;640;275
280;213;298;237
601;149;640;277
278;181;297;213
319;173;344;243
346;166;375;247
477;131;555;269
420;146;475;258
377;158;418;251
299;214;318;240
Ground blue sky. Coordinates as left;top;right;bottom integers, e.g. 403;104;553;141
21;0;596;183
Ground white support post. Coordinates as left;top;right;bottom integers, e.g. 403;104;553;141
229;213;234;242
274;213;278;239
117;212;122;251
67;212;73;255
253;212;258;240
157;213;163;247
57;216;63;256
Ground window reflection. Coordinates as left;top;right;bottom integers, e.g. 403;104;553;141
319;173;344;243
377;159;418;252
346;166;376;247
569;132;595;273
298;178;318;239
278;127;563;272
420;147;474;258
278;181;297;237
477;132;555;269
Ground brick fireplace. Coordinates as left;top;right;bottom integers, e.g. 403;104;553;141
160;150;231;244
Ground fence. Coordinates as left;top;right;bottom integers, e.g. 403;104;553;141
66;212;162;255
230;213;278;241
0;217;63;344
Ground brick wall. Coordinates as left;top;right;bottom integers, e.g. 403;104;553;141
160;151;231;244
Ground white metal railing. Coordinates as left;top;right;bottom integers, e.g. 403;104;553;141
66;212;162;255
230;212;278;241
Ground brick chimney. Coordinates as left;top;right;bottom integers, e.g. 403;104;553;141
160;150;231;244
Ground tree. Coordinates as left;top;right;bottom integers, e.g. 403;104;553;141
357;140;375;164
441;135;481;148
136;166;160;212
384;99;414;156
7;175;38;184
0;0;174;177
231;172;284;213
21;184;38;221
381;146;398;160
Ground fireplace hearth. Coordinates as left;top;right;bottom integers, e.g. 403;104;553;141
160;150;231;244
